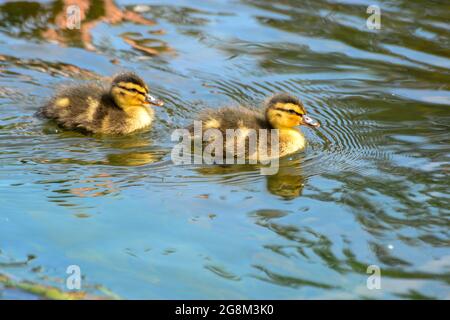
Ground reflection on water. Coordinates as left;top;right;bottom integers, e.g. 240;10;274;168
195;157;306;199
0;0;449;299
0;0;173;55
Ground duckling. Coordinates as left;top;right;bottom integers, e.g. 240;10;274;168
190;93;320;160
40;72;164;135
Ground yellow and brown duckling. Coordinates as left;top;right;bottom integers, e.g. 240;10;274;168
40;72;164;135
190;93;320;160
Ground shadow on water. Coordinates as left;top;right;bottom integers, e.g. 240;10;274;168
0;0;449;299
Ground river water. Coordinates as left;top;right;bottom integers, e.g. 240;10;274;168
0;0;449;299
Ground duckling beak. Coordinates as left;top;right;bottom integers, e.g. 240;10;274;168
302;115;320;128
145;94;164;107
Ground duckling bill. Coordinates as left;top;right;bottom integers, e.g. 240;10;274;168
40;72;164;135
189;93;320;160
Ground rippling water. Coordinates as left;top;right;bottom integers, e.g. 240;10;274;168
0;0;449;299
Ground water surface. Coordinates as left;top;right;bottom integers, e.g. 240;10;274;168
0;0;449;299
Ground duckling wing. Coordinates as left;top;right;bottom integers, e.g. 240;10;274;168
188;106;269;160
196;106;267;132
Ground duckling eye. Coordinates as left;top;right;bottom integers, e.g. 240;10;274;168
127;88;140;94
274;107;301;116
284;109;301;116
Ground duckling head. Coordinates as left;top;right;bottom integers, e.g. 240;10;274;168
110;72;164;110
265;93;320;129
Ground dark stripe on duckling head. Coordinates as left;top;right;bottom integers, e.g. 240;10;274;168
271;101;306;116
116;82;147;95
112;72;149;93
273;106;304;116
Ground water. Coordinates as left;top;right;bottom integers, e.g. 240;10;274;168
0;0;449;299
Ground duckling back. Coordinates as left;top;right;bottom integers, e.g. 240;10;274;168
194;106;268;132
41;84;134;134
